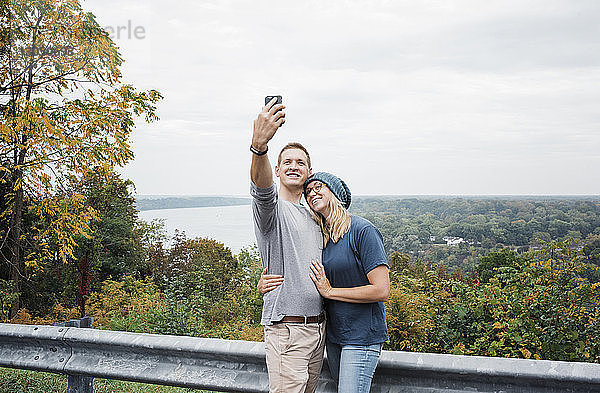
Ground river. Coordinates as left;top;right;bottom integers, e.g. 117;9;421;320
138;205;256;254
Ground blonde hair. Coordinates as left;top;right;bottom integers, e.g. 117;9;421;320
313;193;352;248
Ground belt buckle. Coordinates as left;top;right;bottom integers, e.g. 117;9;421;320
304;316;308;325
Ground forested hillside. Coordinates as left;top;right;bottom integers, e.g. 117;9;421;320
351;197;600;270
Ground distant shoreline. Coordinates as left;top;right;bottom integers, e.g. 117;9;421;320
136;194;600;211
136;196;251;211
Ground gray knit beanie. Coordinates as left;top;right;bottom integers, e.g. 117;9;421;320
304;172;351;209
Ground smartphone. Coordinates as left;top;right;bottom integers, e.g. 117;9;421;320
265;95;282;106
265;95;283;120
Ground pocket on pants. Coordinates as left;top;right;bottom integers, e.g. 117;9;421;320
278;324;294;353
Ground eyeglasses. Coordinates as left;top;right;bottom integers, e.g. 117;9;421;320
305;182;323;195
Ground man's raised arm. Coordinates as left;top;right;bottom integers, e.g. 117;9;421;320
250;98;286;187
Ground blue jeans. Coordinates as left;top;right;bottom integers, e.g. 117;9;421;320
326;340;382;393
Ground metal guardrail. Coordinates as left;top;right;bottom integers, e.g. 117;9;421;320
0;323;599;392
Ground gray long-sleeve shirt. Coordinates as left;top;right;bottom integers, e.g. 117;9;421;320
251;182;324;325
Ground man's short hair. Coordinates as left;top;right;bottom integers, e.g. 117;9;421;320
278;142;311;168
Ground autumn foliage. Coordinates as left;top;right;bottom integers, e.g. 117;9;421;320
385;245;600;362
0;0;161;317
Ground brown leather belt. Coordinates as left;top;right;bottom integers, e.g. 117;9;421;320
273;313;325;324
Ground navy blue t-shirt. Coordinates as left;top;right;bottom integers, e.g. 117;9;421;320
323;215;389;345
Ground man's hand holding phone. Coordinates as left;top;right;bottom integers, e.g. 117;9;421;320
252;96;285;152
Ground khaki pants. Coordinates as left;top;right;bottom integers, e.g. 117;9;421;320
264;321;326;393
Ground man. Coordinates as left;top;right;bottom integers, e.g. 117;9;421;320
250;98;325;393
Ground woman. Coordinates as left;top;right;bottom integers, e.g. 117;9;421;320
259;172;390;393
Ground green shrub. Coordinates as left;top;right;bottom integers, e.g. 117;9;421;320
385;242;600;362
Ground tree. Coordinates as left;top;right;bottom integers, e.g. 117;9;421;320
0;0;161;317
583;234;600;266
76;168;145;279
476;249;519;283
71;167;147;316
159;232;239;304
389;251;410;282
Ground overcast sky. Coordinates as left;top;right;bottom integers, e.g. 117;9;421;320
86;0;600;196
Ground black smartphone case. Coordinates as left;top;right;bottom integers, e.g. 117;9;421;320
265;96;282;106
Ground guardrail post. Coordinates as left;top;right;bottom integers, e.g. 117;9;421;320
55;317;94;393
67;374;93;393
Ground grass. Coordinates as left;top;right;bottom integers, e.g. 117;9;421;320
0;368;212;393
